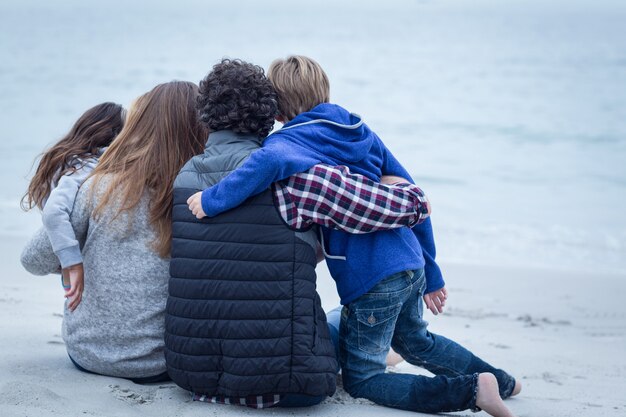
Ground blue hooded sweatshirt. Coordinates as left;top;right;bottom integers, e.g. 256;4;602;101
200;103;444;304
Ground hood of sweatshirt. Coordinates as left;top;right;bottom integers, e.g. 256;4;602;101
270;103;375;164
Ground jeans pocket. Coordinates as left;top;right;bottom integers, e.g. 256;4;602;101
354;303;402;355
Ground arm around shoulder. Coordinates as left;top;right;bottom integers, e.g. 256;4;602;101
200;143;318;217
284;164;430;234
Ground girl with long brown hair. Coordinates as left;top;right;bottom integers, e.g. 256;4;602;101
22;102;125;308
21;81;207;383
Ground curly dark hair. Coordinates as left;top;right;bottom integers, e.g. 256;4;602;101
197;59;278;138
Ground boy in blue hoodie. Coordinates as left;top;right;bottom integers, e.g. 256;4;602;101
187;56;519;416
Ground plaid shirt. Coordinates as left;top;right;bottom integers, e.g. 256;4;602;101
194;164;428;409
274;164;430;233
193;393;281;409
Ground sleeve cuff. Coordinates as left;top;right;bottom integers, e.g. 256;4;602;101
55;245;83;269
200;189;214;217
395;183;430;225
425;277;445;294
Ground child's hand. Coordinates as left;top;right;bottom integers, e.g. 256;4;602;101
187;192;207;219
423;287;448;315
380;175;409;185
63;263;84;312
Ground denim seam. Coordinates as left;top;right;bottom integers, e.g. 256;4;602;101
470;372;481;412
396;333;464;377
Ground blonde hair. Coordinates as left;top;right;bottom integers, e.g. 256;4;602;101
267;55;330;121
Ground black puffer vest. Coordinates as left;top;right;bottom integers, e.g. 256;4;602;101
165;130;337;397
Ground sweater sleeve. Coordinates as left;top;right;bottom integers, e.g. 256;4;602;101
41;162;95;268
381;142;445;293
20;227;60;276
21;179;93;276
200;143;319;217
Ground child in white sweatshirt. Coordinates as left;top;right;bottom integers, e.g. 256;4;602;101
22;102;125;310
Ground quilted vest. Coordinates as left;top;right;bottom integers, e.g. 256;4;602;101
165;130;337;397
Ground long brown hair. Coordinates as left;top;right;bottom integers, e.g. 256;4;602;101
22;102;125;210
90;81;207;258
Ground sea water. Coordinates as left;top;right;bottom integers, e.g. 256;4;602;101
1;0;625;274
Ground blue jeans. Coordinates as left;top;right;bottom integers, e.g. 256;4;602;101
339;269;516;413
326;306;342;362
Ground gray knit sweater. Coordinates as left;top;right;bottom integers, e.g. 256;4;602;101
21;175;169;378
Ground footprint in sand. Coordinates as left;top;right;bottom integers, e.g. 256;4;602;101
584;311;626;320
47;334;64;345
322;387;374;406
321;376;374;406
541;372;563;386
517;314;572;327
446;307;507;320
109;384;155;404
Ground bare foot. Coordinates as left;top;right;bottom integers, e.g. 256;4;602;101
385;348;404;367
510;380;522;397
476;373;517;417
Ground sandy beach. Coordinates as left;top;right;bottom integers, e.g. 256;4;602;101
3;234;625;417
2;1;625;416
